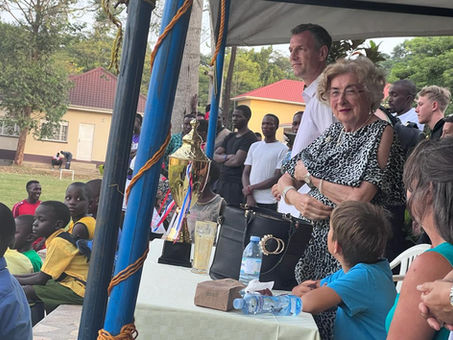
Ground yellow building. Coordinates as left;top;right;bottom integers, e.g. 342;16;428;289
0;67;146;165
231;79;305;141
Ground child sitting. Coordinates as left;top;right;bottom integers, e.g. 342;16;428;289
186;163;225;241
292;201;396;340
65;182;96;240
0;203;32;339
15;201;89;313
14;215;42;272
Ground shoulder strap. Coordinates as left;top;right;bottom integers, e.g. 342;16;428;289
57;231;78;247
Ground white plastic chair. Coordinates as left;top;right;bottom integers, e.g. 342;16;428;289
390;244;431;292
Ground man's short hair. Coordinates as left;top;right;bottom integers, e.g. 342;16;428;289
445;115;453;123
135;113;143;125
26;180;40;191
418;86;451;113
0;203;15;257
291;23;332;52
235;105;252;120
40;201;71;227
330;201;391;267
264;113;279;127
392;79;417;98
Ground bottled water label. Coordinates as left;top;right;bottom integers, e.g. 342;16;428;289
241;258;262;275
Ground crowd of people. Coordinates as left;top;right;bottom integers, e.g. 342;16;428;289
1;22;453;340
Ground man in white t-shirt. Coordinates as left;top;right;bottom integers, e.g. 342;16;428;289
242;114;288;210
278;24;335;216
388;79;424;131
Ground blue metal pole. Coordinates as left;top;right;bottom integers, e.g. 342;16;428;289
205;0;231;158
78;0;154;339
102;0;193;335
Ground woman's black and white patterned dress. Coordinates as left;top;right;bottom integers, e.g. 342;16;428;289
283;119;405;339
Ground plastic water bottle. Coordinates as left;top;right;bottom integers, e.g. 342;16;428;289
233;294;302;316
239;236;262;285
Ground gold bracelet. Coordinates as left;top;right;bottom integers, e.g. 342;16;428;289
319;179;324;195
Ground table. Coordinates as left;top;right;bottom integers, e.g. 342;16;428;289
135;239;320;340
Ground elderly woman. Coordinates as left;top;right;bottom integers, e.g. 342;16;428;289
273;57;405;339
386;138;453;340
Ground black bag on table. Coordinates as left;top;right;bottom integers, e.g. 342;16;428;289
209;205;313;291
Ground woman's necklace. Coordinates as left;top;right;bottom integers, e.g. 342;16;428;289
336;113;374;146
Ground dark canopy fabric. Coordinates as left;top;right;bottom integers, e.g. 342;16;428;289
209;0;453;46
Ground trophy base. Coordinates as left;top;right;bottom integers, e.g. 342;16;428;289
158;240;192;268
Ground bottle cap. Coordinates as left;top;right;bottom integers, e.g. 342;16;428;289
250;236;260;242
233;298;244;309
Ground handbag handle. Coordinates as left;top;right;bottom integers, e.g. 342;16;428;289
259;220;299;276
241;206;304;276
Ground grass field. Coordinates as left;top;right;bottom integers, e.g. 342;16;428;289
0;165;100;209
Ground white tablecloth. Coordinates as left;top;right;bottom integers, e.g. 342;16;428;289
135;239;320;340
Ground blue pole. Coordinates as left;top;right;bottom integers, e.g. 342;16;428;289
205;0;231;158
78;0;154;339
102;0;193;335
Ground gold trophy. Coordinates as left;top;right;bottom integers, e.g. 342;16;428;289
158;119;210;267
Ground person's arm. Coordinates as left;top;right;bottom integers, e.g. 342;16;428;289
300;286;342;314
249;169;282;191
242;164;252;195
213;146;229;163
15;271;51;286
387;251;453;340
224;149;248;167
72;222;89;240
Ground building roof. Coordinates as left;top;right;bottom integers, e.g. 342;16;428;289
232;79;305;104
68;67;147;112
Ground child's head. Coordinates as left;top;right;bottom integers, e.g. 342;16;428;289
86;179;102;217
0;203;15;257
64;182;92;219
329;201;391;267
33;201;70;238
14;215;36;251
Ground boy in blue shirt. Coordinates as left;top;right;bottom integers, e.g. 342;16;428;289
0;203;32;340
292;201;396;340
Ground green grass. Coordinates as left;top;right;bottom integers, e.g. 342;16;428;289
0;166;98;209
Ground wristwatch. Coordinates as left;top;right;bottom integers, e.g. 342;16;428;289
281;186;296;204
304;171;314;188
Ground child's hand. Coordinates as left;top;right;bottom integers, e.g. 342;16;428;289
292;280;319;296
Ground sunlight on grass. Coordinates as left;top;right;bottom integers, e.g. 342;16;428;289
0;172;86;209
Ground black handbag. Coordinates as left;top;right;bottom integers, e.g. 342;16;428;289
209;205;313;291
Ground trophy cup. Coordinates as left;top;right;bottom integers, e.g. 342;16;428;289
158;119;210;267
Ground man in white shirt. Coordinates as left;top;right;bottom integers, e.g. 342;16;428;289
279;24;335;216
388;79;424;131
289;24;336;156
242;114;288;210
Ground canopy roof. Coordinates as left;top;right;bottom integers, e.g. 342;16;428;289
209;0;453;46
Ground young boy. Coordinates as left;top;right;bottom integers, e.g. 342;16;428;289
86;179;102;219
65;182;96;240
14;215;42;272
15;201;89;313
292;201;396;340
0;203;32;339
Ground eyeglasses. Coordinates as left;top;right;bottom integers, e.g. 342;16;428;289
328;86;364;100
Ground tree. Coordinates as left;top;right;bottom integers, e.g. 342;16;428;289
171;0;203;133
388;37;453;114
0;0;78;164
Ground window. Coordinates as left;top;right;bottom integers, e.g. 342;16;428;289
41;121;69;142
0;120;20;137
